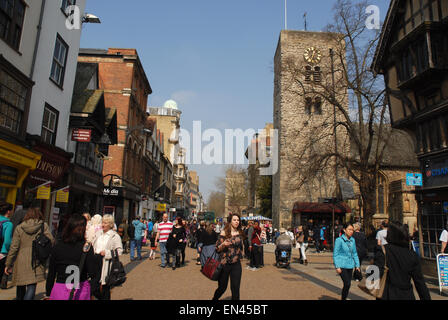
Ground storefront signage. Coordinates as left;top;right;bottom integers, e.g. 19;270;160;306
0;165;17;186
156;203;166;211
103;187;120;196
56;186;69;203
36;182;51;200
437;254;448;295
443;202;448;214
72;129;92;142
406;173;423;186
426;167;448;177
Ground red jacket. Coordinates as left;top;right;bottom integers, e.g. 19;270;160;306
251;226;261;246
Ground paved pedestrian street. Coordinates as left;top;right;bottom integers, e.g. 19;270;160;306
0;244;445;300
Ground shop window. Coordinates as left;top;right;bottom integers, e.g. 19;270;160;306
41;104;58;145
50;34;69;88
421;202;447;259
0;0;25;51
0;69;25;134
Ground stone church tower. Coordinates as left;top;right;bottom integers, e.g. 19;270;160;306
272;30;349;229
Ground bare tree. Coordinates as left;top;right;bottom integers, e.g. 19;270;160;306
283;0;400;234
216;165;249;215
207;191;225;218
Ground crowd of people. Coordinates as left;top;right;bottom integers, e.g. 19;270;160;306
1;202;446;301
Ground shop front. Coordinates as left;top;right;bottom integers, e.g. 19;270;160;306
20;139;71;228
69;164;104;215
418;155;448;263
0;139;41;206
103;185;141;224
292;201;351;228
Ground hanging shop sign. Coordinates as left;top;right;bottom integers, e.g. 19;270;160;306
103;187;121;196
36;182;51;200
0;165;17;186
72;129;92;142
156;203;167;211
406;173;423;186
56;186;70;203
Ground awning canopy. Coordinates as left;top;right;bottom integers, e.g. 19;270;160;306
292;202;351;215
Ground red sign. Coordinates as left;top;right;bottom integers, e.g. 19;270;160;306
72;129;92;142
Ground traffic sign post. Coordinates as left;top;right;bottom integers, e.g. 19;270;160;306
437;254;448;295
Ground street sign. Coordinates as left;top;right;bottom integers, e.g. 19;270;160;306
406;173;423;186
72;129;92;142
437;254;448;295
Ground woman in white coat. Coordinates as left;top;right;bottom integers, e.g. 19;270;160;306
92;214;122;300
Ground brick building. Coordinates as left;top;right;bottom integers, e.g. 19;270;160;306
78;48;152;224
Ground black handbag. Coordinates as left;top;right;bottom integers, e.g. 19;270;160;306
105;249;126;287
353;268;363;281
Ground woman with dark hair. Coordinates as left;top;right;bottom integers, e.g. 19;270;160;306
374;221;430;300
198;221;218;266
4;208;54;300
167;217;186;270
213;213;245;300
333;223;360;300
45;214;99;300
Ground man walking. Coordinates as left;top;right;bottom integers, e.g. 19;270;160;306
155;213;173;268
130;216;146;261
0;202;13;289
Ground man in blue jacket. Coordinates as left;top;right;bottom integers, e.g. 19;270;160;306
0;202;13;289
333;223;360;300
130;216;147;261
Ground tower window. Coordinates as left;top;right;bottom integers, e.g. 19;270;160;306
305;66;312;82
314;97;322;114
313;66;321;82
305;97;312;114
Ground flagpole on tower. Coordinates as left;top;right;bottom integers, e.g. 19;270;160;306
285;0;287;30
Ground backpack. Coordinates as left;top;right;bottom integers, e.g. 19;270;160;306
128;223;135;239
105;249;126;287
31;223;52;269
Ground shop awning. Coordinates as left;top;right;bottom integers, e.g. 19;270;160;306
292;202;351;214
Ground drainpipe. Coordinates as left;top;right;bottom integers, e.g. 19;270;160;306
30;0;46;80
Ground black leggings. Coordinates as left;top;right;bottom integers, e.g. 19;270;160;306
339;268;353;300
213;261;242;300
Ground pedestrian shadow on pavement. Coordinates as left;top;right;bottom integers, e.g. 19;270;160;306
318;295;338;300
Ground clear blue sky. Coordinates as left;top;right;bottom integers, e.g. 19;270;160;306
80;0;391;202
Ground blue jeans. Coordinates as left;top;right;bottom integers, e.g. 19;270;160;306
159;241;167;266
130;239;142;260
16;284;37;300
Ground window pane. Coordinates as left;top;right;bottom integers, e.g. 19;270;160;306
42;108;49;128
49;112;56;131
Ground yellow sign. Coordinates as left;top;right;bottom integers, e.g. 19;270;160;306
36;184;51;200
56;187;69;203
156;203;166;211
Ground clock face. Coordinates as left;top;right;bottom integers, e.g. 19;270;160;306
304;47;322;64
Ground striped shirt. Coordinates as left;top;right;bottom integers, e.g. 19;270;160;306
158;221;173;242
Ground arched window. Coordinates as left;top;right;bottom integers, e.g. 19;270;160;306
313;66;321;82
377;173;387;214
314;97;322;114
305;97;312;114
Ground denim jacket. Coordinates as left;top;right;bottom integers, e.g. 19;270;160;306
333;234;360;269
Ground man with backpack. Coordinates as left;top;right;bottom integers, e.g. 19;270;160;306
129;216;146;261
0;202;13;289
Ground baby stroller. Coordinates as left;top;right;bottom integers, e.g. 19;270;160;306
275;243;292;268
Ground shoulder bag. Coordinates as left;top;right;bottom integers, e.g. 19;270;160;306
69;243;90;300
201;250;223;281
105;249;126;287
358;246;388;298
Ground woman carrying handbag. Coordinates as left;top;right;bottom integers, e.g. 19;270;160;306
212;213;245;301
45;214;99;300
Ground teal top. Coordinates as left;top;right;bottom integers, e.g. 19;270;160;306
333;234;360;269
